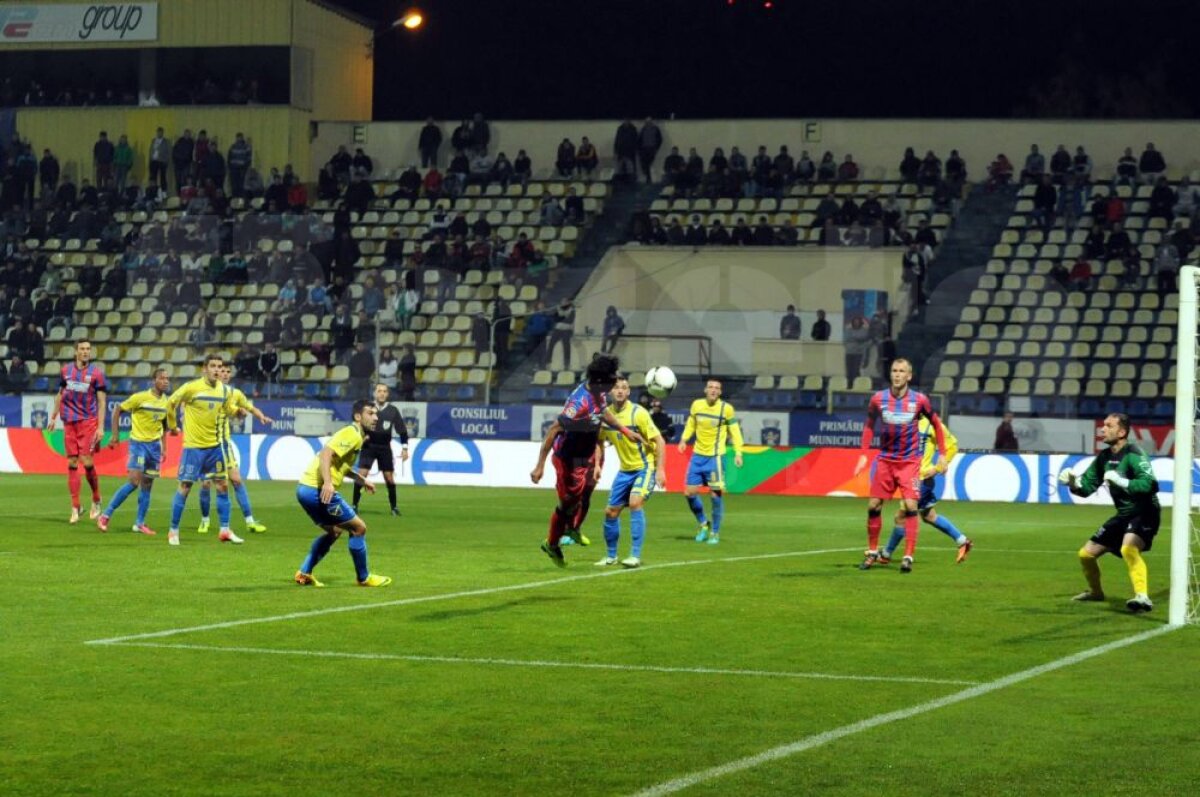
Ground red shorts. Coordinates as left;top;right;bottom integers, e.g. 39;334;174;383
63;418;99;458
870;458;921;501
553;456;596;504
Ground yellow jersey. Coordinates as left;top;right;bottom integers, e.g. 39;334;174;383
682;398;744;457
169;378;237;449
600;401;660;472
220;387;255;439
919;417;959;477
120;389;176;443
299;424;365;489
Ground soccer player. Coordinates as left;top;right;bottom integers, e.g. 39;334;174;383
854;358;947;573
352;383;410;516
1059;412;1159;613
677;378;744;545
194;364;273;535
165;354;244;547
531;353;642;567
596;375;666;568
879;416;973;565
294;399;392;587
97;368;176;535
48;338;108;523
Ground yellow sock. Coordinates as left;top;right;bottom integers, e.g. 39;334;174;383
1078;547;1103;596
1121;544;1148;595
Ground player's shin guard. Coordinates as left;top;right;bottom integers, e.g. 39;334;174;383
136;486;152;526
386;483;397;510
347;534;370;582
1078;547;1103;596
931;515;967;544
216;490;232;528
866;509;883;551
603;516;620;557
300;533;336;574
1120;544;1149;596
710;493;724;533
68;465;82;508
198;485;211;519
233;482;253;518
686;495;707;524
903;510;920;558
548;507;570;545
884;526;905;557
170;490;188;529
104;482;137;516
629;509;646;558
84;466;100;502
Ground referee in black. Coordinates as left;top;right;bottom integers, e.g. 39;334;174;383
353;383;410;515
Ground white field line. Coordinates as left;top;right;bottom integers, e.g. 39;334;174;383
105;642;980;686
627;624;1179;797
84;547;860;646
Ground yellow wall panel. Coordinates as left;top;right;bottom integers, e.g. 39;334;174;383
292;0;372;120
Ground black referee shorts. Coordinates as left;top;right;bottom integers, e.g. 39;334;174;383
357;444;395;474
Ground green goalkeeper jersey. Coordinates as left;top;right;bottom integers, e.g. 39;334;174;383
1070;442;1160;517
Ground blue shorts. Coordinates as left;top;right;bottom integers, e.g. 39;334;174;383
686;453;725;490
918;478;939;512
608;469;656;508
126;439;163;477
296;484;358;527
178;445;228;483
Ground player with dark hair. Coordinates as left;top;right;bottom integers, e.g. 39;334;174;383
352;383;410;515
294;399;391;587
1059;412;1159;612
97;368;176;535
531;353;642;567
195;364;273;534
48;338;108;523
854;357;947;573
678;377;744;545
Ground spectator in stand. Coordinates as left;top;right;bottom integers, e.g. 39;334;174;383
811;309;831;341
544;298;575;370
817;151;837;182
193;130;211;182
93;131;115;189
329;144;352;185
14;143;36;206
1155;241;1180;297
345;174;375;214
6;355;30;394
994;412;1019;451
685;215;708;246
317;163;340;201
1083;225;1107;260
352;147;373;178
838;154;860;182
555;138;576;178
600;306;625;354
1139;142;1166;184
986;153;1013;190
281;310;304;348
730;217;753;246
1049;144;1071;183
513;149;532;186
1106;222;1133;260
1121;250;1142;288
775;218;799;245
492;152;514;188
575;136;598;178
918;150;942;188
1173;220;1196;261
945;149;967;188
638;118;663;182
330;303;356;363
843;316;870;380
361;275;385;319
1149;176;1176;222
419;117;442;168
914;218;939;252
902;242;927;308
113;135;133;192
347;342;375;399
1115;147;1139;187
39;149;60;199
1058;174;1086;230
397;344;417;400
563;187;585;224
148;127;170;192
898;147;920;183
813;190;839;228
792;149;813;183
780;305;801;340
1050;260;1071;291
1020;145;1045;184
205;135;227;189
227;133;253;197
707;219;731;244
1032;175;1057;231
470;312;490;363
666;218;686;245
613;119;639;183
752;216;775;245
376;348;398;391
469;112;490;156
1069;256;1093;292
1174;177;1198;221
1072;145;1093;183
540;195;566;226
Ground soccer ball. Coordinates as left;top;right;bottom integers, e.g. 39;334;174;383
644;366;677;399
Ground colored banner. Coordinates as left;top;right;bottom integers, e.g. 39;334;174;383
425;403;532;440
788;412;866;448
0;4;158;43
0;396;23;427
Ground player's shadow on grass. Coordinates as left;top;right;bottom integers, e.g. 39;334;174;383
411;595;571;622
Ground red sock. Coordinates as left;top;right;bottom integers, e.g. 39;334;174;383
84;466;101;502
867;514;882;550
68;466;82;509
547;508;568;545
904;514;920;558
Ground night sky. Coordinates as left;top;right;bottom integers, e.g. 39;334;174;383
336;0;1200;121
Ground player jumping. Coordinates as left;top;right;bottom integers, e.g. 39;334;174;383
48;338;108;523
97;368;176;535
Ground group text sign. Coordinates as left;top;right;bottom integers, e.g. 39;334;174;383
0;4;158;42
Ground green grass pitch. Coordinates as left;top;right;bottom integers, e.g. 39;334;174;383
2;474;1197;796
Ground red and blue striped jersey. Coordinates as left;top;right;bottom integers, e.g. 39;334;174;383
553;382;608;460
58;362;108;422
862;388;941;462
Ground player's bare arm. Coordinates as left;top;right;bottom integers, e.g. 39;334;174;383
318;448;337;503
108;404;123;449
96;389;107;445
48;390;64;431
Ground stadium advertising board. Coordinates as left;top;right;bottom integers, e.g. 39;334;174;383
788;412;866;448
529;404;787;446
952;415;1095;453
425;403;531;440
0;397;24;427
0;4;158;42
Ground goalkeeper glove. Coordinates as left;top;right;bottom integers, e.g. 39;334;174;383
1057;469;1077;487
1103;470;1130;489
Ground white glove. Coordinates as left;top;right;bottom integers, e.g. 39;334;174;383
1058;469;1077;486
1104;470;1130;489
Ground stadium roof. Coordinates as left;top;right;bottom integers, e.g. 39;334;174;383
305;0;376;30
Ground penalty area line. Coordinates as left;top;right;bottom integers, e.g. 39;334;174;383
626;624;1179;797
103;641;980;686
84;546;860;646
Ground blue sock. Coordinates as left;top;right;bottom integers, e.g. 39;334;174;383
603;515;620;557
884;526;905;556
170;490;187;529
710;494;724;534
103;482;137;517
216;490;231;527
686;495;707;524
234;482;253;518
630;509;646;557
135;487;152;526
932;515;967;544
199;485;211;520
300;533;336;573
348;535;369;581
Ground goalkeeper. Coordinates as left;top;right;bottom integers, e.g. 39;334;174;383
1058;412;1159;613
